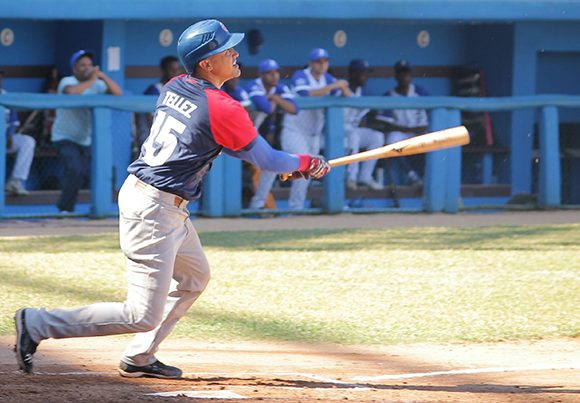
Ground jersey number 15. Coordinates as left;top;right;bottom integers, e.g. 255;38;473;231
142;110;186;166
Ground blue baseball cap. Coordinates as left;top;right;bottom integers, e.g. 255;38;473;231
309;48;329;61
349;59;370;72
258;59;280;74
70;50;94;68
394;59;412;73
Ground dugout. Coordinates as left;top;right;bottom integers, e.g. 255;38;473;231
1;0;580;216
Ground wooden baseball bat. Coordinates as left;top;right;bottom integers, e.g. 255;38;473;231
281;126;470;180
328;125;470;167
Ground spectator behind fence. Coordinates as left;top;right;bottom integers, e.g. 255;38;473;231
247;59;298;210
135;56;182;152
281;48;352;210
373;60;428;186
343;59;384;191
1;70;37;196
51;50;122;213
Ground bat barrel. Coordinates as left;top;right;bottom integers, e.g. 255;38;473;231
329;125;470;167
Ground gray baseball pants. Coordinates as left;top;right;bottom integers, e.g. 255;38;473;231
25;174;211;366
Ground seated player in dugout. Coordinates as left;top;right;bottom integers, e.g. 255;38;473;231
246;59;298;210
343;59;385;191
1;70;37;196
14;19;330;379
362;60;428;186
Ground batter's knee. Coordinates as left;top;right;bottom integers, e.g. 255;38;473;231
131;308;164;332
196;257;211;292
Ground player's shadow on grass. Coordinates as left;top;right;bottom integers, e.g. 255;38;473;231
184;307;353;344
1;273;350;344
0;234;118;254
0;267;125;305
200;225;577;252
1;225;575;253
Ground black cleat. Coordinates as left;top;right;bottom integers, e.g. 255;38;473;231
14;308;39;374
118;360;183;379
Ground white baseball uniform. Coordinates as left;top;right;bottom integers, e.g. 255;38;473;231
246;77;296;209
281;67;340;210
378;83;429;144
344;86;383;184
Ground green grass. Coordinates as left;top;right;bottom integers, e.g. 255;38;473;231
1;224;579;345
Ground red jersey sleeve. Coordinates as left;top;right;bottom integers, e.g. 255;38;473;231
205;89;257;151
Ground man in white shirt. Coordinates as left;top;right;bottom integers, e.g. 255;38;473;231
51;50;122;213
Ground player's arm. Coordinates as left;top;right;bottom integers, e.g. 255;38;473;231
249;91;275;114
224;137;329;179
268;94;297;114
97;70;123;96
307;80;350;97
407;125;428;135
292;70;346;98
224;135;305;173
62;72;99;94
207;89;327;177
360;110;401;132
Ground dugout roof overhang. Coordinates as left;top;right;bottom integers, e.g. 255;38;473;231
4;0;580;22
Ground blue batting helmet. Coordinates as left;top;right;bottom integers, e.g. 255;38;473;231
177;19;244;74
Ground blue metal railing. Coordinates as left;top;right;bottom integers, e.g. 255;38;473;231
2;93;580;218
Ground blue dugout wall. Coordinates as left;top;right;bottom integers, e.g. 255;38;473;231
2;0;580;216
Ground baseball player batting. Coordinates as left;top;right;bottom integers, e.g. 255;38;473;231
14;19;330;379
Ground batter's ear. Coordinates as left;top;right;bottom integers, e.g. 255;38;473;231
197;59;212;73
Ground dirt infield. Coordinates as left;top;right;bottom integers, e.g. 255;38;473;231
1;336;579;402
1;211;579;402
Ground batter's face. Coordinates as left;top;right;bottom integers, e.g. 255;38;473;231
73;56;94;82
309;58;329;77
261;69;280;87
205;47;241;82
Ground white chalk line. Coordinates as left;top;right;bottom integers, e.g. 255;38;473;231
352;364;580;382
0;369;365;388
2;364;579;387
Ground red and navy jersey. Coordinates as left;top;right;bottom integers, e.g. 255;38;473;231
128;75;257;200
